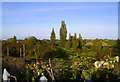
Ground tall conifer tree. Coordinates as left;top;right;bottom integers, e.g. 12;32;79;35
50;28;56;46
77;34;82;49
66;33;72;48
72;33;77;50
59;21;67;47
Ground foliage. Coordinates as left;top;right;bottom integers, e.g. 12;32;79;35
2;21;120;81
113;39;120;57
60;21;67;47
72;33;78;50
50;28;56;46
77;34;82;49
6;36;17;44
65;33;72;48
92;39;102;52
25;63;43;81
43;47;68;59
24;36;37;47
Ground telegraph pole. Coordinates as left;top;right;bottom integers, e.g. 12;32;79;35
23;44;25;58
7;48;9;56
20;48;22;58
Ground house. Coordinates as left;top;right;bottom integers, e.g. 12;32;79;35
84;41;111;47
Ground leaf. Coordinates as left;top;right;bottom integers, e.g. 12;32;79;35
32;77;35;81
39;69;43;73
60;69;62;71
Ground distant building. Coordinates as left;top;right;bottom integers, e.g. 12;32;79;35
84;41;111;47
16;40;22;43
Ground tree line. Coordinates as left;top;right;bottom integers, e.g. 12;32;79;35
2;21;120;59
50;21;82;49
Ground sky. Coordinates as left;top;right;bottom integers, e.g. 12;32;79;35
2;2;118;40
1;0;119;2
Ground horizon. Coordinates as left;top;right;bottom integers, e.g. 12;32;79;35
1;36;118;40
2;2;118;40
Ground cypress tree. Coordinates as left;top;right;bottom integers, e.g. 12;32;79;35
59;21;67;47
50;28;56;46
72;33;77;50
13;36;17;43
79;34;82;44
66;33;72;48
77;34;82;49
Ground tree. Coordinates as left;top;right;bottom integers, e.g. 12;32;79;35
79;34;82;44
113;39;120;57
66;33;72;48
92;39;102;59
116;39;120;54
77;34;82;49
24;36;37;47
6;43;19;57
92;39;102;52
59;21;67;47
13;36;17;43
72;33;77;50
6;36;17;44
50;28;56;46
